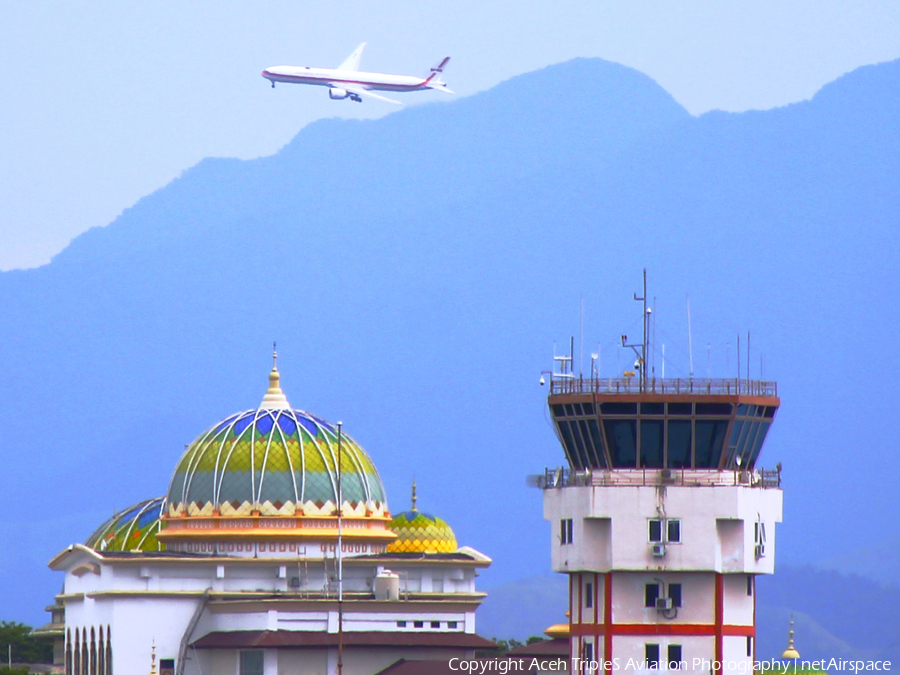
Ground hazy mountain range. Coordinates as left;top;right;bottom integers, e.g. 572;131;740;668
1;56;898;631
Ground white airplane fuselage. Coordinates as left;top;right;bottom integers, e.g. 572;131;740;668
262;45;451;104
262;66;434;93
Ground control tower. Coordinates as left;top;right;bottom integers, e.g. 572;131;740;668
535;277;783;674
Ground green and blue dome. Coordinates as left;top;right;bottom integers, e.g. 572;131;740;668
166;362;388;518
85;497;165;552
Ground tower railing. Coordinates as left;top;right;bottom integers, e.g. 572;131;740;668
529;467;782;490
549;376;777;397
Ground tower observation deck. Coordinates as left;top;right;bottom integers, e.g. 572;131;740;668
536;276;783;675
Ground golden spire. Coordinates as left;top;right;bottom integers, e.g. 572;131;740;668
781;614;800;660
260;343;291;410
149;640;158;675
411;479;418;512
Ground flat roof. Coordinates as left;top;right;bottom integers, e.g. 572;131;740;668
192;630;496;650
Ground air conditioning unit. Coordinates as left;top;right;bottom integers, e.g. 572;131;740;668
651;544;666;557
655;597;673;611
660;469;676;482
289;576;302;588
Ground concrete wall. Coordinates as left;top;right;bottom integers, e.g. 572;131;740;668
545;482;782;574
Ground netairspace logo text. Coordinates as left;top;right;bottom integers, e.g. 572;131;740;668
447;658;893;674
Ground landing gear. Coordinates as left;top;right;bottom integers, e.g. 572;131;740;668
350;94;362;103
271;82;275;88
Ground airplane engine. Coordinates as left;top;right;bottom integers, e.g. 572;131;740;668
328;88;349;100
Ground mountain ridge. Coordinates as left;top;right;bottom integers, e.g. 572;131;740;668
1;56;898;626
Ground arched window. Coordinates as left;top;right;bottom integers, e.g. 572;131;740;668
90;626;97;675
81;628;89;675
106;625;113;675
98;627;104;675
66;629;73;675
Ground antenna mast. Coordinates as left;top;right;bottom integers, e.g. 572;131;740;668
686;296;694;378
637;270;648;391
579;298;584;378
624;269;649;392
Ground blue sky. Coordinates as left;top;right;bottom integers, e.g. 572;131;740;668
1;0;898;271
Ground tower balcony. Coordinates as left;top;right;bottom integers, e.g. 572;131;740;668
529;466;782;490
549;376;777;398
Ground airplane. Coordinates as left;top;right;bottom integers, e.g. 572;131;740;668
261;43;452;105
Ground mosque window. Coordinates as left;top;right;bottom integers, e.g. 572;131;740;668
668;645;683;669
397;621;407;627
239;650;264;675
413;621;424;628
160;659;175;675
431;621;441;628
448;621;458;629
645;644;660;669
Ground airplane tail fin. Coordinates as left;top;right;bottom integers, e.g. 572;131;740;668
338;43;366;71
423;56;450;84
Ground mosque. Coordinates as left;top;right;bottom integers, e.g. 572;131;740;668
39;354;494;674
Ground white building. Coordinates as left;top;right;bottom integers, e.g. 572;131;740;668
44;357;493;674
539;349;783;674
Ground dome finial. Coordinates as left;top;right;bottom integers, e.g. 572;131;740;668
260;344;291;410
411;479;418;512
781;614;800;660
149;640;157;675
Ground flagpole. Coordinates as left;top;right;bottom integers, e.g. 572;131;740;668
337;421;343;675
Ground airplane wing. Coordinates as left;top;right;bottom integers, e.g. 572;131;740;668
340;84;403;105
337;43;366;71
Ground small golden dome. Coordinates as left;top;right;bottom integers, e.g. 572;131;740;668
782;615;800;660
387;482;457;554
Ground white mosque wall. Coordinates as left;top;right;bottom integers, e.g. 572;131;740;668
57;546;487;674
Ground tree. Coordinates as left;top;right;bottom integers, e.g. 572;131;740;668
0;621;53;663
